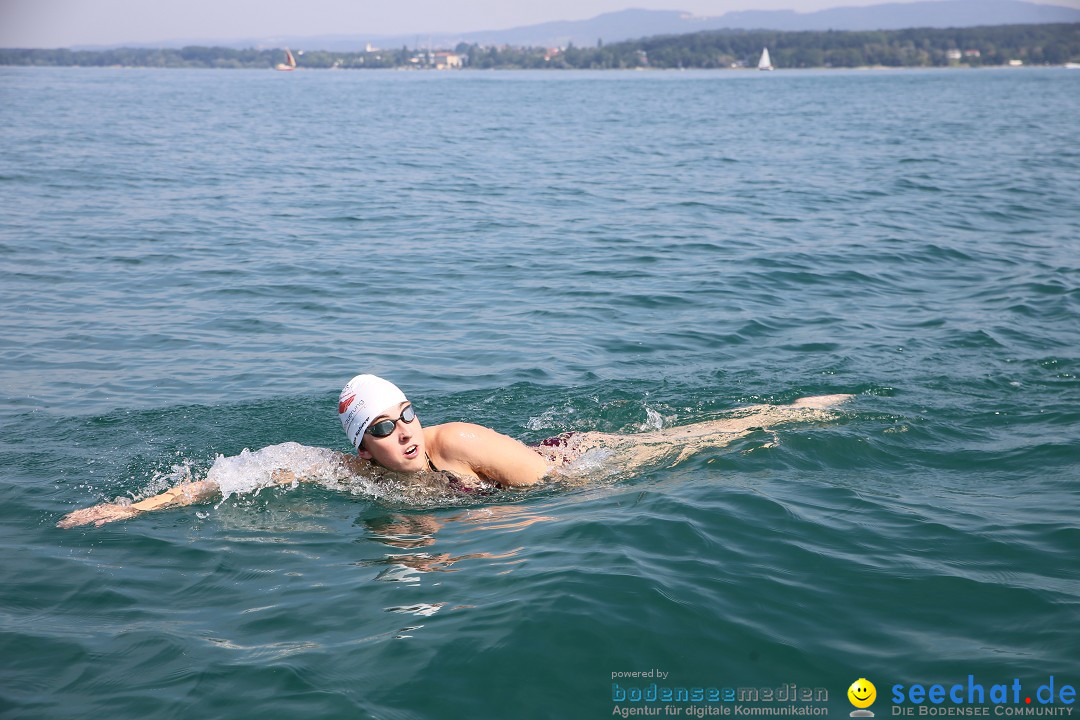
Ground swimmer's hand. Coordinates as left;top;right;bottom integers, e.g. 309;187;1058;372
57;479;221;529
57;500;142;528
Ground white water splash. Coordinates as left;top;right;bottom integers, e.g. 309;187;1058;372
123;460;199;503
205;442;348;501
565;447;615;474
527;404;574;432
641;405;665;431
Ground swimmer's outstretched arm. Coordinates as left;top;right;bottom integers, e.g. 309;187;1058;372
56;478;224;528
57;449;363;529
582;394;856;470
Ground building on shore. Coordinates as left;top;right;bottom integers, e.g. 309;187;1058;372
433;51;463;69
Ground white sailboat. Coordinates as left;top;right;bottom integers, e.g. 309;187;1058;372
758;47;774;71
275;48;297;71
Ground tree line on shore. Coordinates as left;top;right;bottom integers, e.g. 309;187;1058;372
2;23;1077;69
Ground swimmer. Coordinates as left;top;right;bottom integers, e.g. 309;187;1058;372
57;374;853;528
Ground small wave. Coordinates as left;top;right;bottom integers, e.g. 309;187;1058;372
385;603;445;617
895;177;943;192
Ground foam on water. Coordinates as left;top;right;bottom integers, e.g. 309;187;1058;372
561;447;617;476
137;460;198;499
641;405;666;431
205;442;349;501
526;403;576;432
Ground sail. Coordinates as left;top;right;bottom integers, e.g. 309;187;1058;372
275;48;297;71
758;47;773;70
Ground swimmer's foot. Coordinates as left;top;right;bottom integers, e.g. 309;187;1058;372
791;394;854;409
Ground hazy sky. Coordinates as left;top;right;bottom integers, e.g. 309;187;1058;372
4;0;1077;48
2;0;1080;47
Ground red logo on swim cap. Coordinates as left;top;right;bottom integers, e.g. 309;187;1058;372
338;394;355;414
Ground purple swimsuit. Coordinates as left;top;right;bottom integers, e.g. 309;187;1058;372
537;432;577;449
429;453;492;495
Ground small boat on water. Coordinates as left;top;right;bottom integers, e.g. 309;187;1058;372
758;47;774;71
275;48;297;71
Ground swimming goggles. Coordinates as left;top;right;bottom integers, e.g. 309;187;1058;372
366;404;416;438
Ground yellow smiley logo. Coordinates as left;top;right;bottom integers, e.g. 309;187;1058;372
848;678;877;709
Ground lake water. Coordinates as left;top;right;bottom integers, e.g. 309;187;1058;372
1;66;1078;719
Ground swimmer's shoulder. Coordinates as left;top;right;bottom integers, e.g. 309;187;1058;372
426;422;504;451
429;422;548;487
425;422;498;469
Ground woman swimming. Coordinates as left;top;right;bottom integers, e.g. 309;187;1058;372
57;374;852;528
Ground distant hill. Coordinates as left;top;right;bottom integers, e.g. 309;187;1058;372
63;0;1080;52
446;1;1080;47
715;0;1080;33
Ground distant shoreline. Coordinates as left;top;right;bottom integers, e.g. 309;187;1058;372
1;63;1072;73
2;23;1077;70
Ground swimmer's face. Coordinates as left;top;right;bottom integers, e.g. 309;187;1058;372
356;401;427;473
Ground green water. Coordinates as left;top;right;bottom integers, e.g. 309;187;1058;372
1;67;1078;718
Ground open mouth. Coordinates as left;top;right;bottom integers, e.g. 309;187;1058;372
403;444;419;459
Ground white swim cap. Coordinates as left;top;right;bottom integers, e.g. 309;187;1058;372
338;374;409;451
